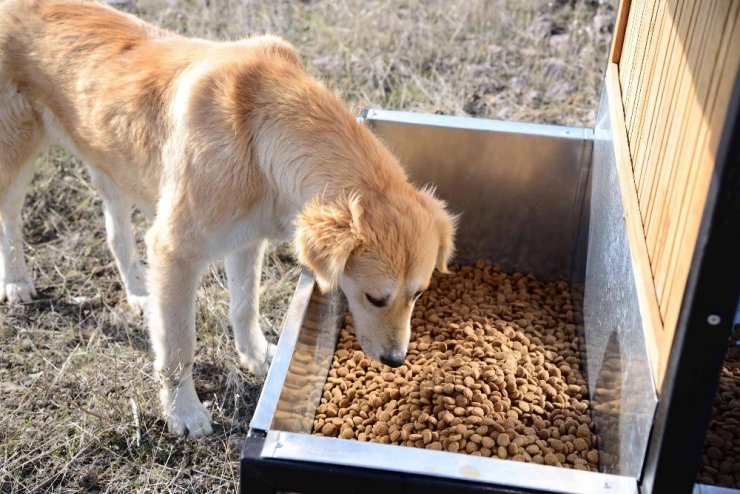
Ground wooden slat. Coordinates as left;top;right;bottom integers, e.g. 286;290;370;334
621;0;649;128
627;2;660;142
611;0;634;63
634;0;672;197
632;1;666;186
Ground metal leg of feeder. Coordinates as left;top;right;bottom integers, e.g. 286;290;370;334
241;431;277;494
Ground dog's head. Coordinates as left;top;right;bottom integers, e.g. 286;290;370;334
295;187;456;368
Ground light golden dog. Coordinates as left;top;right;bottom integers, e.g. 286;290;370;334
0;0;456;437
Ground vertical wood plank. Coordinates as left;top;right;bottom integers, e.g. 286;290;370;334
611;0;634;63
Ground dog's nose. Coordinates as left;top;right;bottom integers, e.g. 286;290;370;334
380;351;406;368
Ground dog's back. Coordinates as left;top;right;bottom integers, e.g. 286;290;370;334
0;0;303;207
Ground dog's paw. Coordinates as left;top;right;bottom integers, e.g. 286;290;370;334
126;292;149;315
161;386;213;438
0;278;36;304
239;342;277;378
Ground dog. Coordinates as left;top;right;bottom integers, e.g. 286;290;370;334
0;0;457;437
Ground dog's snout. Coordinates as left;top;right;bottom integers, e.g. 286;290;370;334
380;351;406;368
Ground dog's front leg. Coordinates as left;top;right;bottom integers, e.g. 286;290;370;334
146;225;212;438
0;160;37;304
225;240;276;377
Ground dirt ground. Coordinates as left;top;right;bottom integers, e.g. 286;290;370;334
0;0;613;492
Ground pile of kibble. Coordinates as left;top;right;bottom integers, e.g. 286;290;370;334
312;261;599;470
698;344;740;487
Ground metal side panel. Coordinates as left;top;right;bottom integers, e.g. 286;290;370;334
260;431;638;494
250;271;316;432
582;89;657;477
364;109;592;281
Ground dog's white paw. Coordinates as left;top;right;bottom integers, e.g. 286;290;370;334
239;341;277;378
0;277;36;304
161;385;213;438
126;292;149;315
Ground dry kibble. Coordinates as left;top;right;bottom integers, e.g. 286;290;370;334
312;263;598;472
422;430;433;444
573;438;588;452
698;345;739;488
321;423;336;436
544;453;560;466
587;450;599;465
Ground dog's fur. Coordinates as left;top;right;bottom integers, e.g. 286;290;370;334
0;0;456;437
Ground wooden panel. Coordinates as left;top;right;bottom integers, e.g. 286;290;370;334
614;0;740;386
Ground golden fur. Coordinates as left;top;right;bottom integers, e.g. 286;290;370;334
0;0;456;437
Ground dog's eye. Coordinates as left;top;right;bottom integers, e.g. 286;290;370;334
365;293;387;308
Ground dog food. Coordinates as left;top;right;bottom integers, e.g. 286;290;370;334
698;343;740;488
312;261;599;471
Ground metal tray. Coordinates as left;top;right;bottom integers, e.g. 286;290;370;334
240;105;666;493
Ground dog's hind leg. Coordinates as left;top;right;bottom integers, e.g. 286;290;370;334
225;239;276;377
145;215;212;437
0;82;42;304
89;169;148;314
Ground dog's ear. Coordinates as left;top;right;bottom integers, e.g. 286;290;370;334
295;194;363;292
419;187;458;273
435;209;458;273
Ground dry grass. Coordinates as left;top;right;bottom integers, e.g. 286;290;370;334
0;0;612;492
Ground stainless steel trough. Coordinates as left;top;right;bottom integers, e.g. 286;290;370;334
240;93;740;493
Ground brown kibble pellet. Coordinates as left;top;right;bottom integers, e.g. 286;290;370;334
526;444;540;455
550;439;565;453
312;263;597;470
481;436;495;449
587;450;599;464
573;438;588;452
422;430;433;444
544;453;560;466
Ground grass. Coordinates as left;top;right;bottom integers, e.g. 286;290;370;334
0;0;613;492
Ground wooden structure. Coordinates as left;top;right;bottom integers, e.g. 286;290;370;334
608;0;740;387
